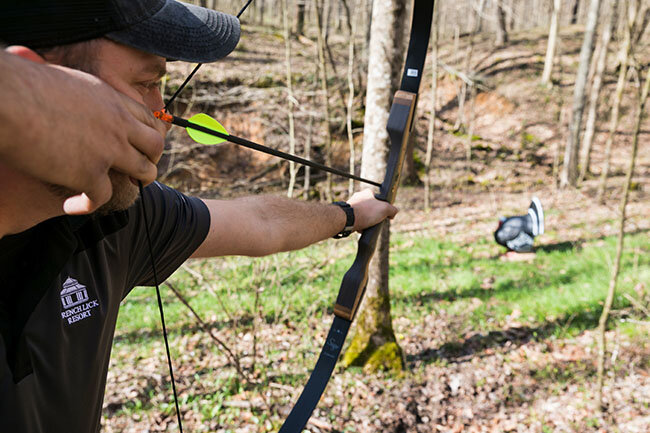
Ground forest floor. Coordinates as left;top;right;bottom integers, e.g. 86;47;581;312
103;22;649;433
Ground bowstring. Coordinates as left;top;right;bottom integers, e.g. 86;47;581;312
146;1;255;431
164;0;255;110
138;181;184;433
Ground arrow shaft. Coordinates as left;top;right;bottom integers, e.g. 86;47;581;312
170;115;382;188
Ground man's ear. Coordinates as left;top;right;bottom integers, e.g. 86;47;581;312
6;45;47;64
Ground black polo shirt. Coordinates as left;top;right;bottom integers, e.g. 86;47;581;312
0;182;210;432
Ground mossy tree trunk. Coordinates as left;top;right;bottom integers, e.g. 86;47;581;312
342;0;407;374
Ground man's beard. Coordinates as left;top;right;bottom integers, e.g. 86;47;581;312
47;170;140;216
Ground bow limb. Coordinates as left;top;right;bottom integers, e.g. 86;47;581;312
278;1;434;431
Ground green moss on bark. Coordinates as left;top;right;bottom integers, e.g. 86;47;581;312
341;289;404;373
363;341;404;373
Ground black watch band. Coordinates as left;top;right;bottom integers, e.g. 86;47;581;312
332;201;355;239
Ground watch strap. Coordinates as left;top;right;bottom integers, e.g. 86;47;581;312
332;201;354;239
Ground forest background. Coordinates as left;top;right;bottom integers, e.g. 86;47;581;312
102;0;649;431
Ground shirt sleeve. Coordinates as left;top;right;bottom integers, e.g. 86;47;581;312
125;182;210;292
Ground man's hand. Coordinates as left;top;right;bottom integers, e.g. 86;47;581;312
347;189;399;232
0;50;166;214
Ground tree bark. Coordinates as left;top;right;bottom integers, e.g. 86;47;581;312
571;0;582;24
579;0;617;182
424;3;439;212
596;0;638;202
495;0;509;46
282;0;298;198
315;0;333;201
632;4;650;45
342;0;406;373
560;0;602;188
595;66;649;411
295;0;306;35
541;0;563;86
342;0;359;195
454;6;478;132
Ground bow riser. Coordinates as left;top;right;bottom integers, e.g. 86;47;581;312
334;89;417;321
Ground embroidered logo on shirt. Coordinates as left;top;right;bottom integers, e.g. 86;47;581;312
60;277;100;325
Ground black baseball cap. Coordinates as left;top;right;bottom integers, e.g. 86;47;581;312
0;0;241;62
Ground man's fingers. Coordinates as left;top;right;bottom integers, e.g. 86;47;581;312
112;145;159;185
122;95;166;162
386;204;399;219
63;176;113;215
107;97;165;185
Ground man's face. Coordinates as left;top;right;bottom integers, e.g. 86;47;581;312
88;39;169;214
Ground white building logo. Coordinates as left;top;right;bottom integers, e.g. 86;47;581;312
60;277;89;308
60;277;99;325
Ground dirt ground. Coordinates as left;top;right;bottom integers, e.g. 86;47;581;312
104;23;649;432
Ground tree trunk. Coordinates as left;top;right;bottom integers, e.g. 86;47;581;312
560;0;602;188
474;0;487;33
596;0;638;202
342;0;359;196
283;0;298;198
465;84;478;162
632;4;650;44
295;0;306;35
303;65;318;199
595;66;649;411
315;0;333;201
571;0;582;24
495;0;509;46
424;3;439;212
454;7;478;132
342;0;407;373
579;0;617;182
541;0;563;86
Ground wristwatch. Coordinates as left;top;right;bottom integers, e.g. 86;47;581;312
332;201;355;239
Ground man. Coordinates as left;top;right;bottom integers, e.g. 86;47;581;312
0;1;397;431
0;48;166;214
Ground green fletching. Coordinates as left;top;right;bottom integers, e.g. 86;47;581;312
186;113;229;145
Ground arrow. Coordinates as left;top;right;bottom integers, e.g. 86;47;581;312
154;110;382;188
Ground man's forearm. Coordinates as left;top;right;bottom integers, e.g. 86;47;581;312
193;195;347;258
194;189;397;259
252;195;347;253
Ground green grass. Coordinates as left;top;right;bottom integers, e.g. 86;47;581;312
115;230;649;352
108;223;647;430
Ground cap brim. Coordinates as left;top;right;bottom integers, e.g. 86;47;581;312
105;0;240;63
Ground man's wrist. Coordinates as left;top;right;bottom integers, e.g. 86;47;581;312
332;201;355;239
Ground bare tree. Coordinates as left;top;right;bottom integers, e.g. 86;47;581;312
341;0;359;196
342;0;407;373
315;0;334;200
579;0;618;181
596;0;639;201
595;65;649;411
571;0;582;24
295;0;307;35
541;0;563;86
454;4;479;132
632;4;650;44
560;0;603;188
495;0;509;46
424;3;440;212
303;66;319;199
282;0;298;198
